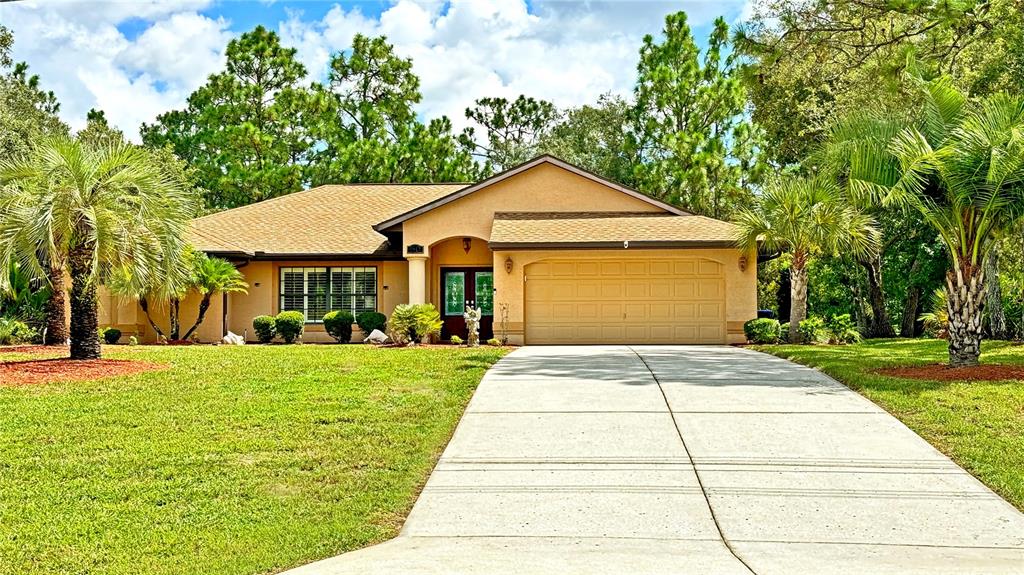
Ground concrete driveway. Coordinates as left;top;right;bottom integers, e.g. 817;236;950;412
287;346;1024;574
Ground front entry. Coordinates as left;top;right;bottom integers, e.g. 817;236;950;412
441;268;494;341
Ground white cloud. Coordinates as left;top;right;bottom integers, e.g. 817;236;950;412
2;0;749;142
0;0;226;140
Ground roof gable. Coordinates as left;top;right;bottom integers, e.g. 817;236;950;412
374;155;688;231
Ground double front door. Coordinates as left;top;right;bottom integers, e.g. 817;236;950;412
441;268;494;341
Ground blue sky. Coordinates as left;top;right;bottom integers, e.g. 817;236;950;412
1;1;751;140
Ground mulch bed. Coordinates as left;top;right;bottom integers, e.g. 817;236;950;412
877;364;1024;382
0;358;166;386
0;345;68;355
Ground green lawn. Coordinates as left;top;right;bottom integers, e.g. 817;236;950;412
756;339;1024;510
0;344;508;575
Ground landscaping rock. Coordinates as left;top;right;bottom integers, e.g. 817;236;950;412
365;329;389;344
222;331;245;345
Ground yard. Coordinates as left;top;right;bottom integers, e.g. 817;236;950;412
757;339;1024;510
0;344;508;575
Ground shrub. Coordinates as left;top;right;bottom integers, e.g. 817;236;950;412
779;323;791;343
102;328;122;345
486;338;502;347
0;318;36;345
252;315;277;343
450;335;464;345
825;314;862;344
743;318;781;344
356;311;387;335
798;317;827;344
275;311;305;343
387;304;443;345
323;310;354;343
128;336;138;346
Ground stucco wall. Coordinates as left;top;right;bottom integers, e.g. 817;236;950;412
401;163;664;254
491;248;757;345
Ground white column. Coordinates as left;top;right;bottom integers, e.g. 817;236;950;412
407;256;428;304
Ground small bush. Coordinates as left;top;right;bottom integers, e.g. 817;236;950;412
102;328;122;345
743;318;781;344
825;314;862;344
252;315;277;343
387;304;443;345
486;338;502;347
128;336;139;346
323;310;355;343
779;322;791;343
0;318;34;345
275;311;305;343
450;335;464;345
798;317;827;344
356;311;387;335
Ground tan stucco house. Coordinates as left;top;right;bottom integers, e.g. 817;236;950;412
99;155;757;345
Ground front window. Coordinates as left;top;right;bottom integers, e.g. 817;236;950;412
280;266;377;323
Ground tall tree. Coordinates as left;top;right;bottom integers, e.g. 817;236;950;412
629;13;758;219
539;94;637;185
461;95;559;172
141;26;319;210
735;176;880;342
0;136;196;359
825;75;1024;365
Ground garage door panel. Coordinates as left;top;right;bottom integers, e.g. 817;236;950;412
525;257;726;344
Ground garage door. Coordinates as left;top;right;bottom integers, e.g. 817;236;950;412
524;258;726;344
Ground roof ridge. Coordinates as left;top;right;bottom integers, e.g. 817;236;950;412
493;211;681;220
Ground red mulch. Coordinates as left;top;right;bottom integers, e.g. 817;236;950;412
0;345;68;355
876;364;1024;382
0;358;166;386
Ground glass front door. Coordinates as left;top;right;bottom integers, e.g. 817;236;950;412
441;268;494;341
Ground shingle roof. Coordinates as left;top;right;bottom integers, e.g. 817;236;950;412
190;183;468;257
489;212;739;247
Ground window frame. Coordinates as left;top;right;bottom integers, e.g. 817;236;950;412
279;266;378;324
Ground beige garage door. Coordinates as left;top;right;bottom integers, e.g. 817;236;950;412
524;258;726;344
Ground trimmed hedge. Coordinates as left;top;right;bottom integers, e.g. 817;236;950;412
102;328;122;345
743;318;781;344
275;311;305;343
323;310;355;343
252;315;276;343
356;311;387;335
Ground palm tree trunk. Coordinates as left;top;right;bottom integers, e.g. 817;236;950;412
985;246;1008;340
44;264;68;345
946;262;985;367
789;254;809;344
169;298;180;340
138;296;165;339
859;253;895;338
68;243;100;360
182;294;212;341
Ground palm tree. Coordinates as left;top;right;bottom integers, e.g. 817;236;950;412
0;136;196;359
735;176;880;343
822;75;1024;366
181;255;248;341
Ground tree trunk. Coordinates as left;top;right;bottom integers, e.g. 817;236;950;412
138;296;165;339
985;246;1008;340
169;298;180;340
68;244;100;360
182;294;212;341
789;255;809;344
777;268;791;321
859;254;895;338
900;252;922;338
44;263;68;345
946;263;985;367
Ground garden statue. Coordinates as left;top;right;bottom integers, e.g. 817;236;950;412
464;306;482;347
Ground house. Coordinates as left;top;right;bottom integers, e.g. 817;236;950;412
99;155;757;345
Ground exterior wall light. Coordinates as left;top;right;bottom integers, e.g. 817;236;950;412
504;256;513;274
463;237;472;253
738;255;748;272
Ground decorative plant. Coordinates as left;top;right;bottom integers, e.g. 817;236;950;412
252;315;277;343
274;311;305;343
743;318;782;344
387;304;442;346
102;328;122;345
355;311;386;334
497;303;510;345
920;288;950;339
486;338;502;347
450;335;464;345
323;310;355;343
824;314;861;344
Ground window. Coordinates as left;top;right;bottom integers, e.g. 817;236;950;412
280;266;377;322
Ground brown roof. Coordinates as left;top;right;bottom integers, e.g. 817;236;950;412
190;183;467;257
489;212;739;248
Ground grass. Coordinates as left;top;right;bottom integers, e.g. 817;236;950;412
0;344;508;575
755;338;1024;510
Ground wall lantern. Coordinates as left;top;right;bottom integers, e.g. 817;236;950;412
738;255;748;272
504;256;514;274
463;237;472;253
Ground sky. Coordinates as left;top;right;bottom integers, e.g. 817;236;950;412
0;0;753;141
